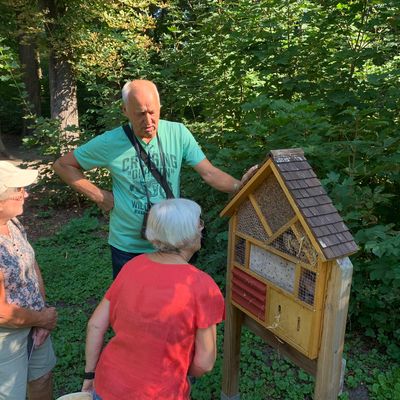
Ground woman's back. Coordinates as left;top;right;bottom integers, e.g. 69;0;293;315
94;254;224;400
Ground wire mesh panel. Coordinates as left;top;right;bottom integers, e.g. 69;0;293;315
249;245;296;293
298;268;316;306
253;174;295;233
236;201;268;242
269;228;309;263
234;236;246;266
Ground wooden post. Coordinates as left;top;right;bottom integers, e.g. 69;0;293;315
221;218;243;400
314;258;353;399
221;302;243;400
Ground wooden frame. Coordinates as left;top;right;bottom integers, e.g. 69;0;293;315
221;257;353;400
220;149;357;399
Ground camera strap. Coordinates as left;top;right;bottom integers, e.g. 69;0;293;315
123;124;174;200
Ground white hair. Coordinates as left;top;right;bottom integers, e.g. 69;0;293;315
121;80;160;105
121;81;132;104
146;198;201;253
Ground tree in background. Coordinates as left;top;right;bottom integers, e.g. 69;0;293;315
0;0;43;139
15;1;42;133
42;0;79;140
0;0;160;152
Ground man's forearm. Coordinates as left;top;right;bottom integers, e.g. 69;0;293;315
53;160;102;203
202;167;240;193
193;159;241;193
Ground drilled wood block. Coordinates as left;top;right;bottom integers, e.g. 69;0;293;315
253;175;295;233
249;245;295;294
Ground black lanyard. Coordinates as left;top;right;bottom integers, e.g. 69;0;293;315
122;125;174;206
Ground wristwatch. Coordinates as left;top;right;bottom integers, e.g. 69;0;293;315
83;371;95;380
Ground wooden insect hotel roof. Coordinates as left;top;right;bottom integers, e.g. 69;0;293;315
221;148;358;260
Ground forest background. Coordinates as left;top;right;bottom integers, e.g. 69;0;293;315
0;0;399;399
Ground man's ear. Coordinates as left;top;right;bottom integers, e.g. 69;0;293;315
121;104;127;116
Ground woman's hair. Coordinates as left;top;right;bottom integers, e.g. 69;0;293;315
145;198;201;253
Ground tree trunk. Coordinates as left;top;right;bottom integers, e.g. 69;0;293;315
41;0;79;152
0;131;10;159
48;49;79;147
18;36;42;135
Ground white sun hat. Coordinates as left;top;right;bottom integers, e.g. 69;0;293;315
55;392;92;400
0;161;38;195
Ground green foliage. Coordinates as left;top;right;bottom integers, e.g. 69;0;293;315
0;36;26;133
21;115;113;208
370;368;400;400
34;213;112;395
37;215;399;398
321;172;400;359
156;0;400;359
23;117;81;157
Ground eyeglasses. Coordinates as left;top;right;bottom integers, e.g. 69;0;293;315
6;187;27;200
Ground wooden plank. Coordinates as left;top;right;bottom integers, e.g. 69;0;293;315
264;243;307;267
307;260;328;359
221;302;244;398
243;315;317;376
249;193;274;236
235;230;309;266
265;215;298;246
269;162;327;262
314;257;353;400
233;264;316;312
270;148;305;158
227;218;235;280
291;222;318;265
220;159;273;218
235;229;316;272
222;219;244;398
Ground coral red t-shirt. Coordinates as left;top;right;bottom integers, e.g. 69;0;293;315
94;254;225;400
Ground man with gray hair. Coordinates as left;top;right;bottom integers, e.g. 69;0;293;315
53;79;251;278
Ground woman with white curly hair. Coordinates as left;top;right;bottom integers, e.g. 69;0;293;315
82;198;224;400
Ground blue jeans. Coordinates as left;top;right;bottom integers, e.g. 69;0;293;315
93;390;102;400
110;245;142;279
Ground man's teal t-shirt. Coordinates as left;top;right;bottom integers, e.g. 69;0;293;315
74;120;206;253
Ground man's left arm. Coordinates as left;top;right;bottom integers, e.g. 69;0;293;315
194;159;258;193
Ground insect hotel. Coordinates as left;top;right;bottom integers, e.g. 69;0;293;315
220;149;358;400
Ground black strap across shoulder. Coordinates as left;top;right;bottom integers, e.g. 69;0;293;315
122;124;174;199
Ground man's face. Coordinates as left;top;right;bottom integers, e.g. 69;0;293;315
123;88;160;140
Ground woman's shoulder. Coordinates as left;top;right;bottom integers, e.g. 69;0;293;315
10;217;24;230
10;218;27;238
187;264;220;289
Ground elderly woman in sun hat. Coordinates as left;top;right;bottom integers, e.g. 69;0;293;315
82;198;225;400
0;161;57;400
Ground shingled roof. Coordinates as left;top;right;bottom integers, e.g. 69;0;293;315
221;148;358;260
270;149;358;259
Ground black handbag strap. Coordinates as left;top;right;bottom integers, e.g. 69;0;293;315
123;124;174;199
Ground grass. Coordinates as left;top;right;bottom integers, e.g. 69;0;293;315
34;214;399;399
